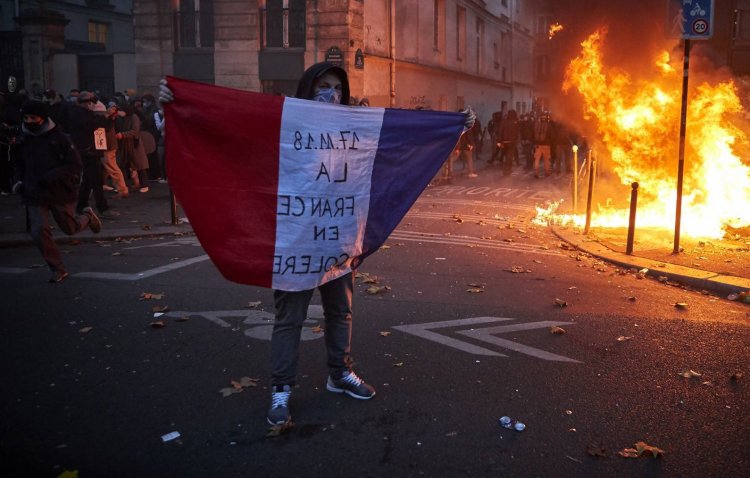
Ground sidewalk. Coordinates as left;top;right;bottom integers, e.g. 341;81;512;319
0;181;192;247
2;172;749;300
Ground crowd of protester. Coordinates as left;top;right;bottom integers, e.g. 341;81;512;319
0;86;166;201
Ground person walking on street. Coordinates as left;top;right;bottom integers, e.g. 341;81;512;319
69;91;120;218
12;100;102;283
533;111;554;178
159;63;476;426
115;104;151;193
101;103;128;197
496;109;520;176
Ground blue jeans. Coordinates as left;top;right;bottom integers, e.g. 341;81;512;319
271;272;354;386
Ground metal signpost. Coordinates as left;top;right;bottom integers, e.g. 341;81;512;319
667;0;713;254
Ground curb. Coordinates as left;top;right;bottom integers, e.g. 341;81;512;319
551;226;750;297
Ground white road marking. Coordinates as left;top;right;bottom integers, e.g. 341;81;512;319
163;307;324;341
73;254;210;281
394;317;580;362
388;230;562;256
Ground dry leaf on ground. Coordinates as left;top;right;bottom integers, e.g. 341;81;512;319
78;326;93;333
356;272;379;284
674;302;688;309
140;292;165;300
634;441;665;458
366;285;391;295
152;305;169;313
150;320;166;328
266;420;294;437
554;298;568;308
617;336;634;342
244;301;262;309
549;326;566;335
678;369;702;378
379;331;392;337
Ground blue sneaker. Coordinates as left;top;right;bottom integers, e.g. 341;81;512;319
267;384;292;425
326;370;375;400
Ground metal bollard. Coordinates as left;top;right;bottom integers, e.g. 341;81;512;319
583;151;596;235
626;182;639;255
169;188;178;225
572;145;579;215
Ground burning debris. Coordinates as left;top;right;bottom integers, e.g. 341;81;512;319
537;28;750;240
548;22;564;40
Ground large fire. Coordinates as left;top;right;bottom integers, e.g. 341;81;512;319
538;28;750;239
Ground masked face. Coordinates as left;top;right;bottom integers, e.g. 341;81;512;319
23;114;44;132
7;76;17;93
312;72;343;104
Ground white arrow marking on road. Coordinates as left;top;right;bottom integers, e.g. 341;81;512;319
394;317;513;357
457;321;581;363
394;317;580;362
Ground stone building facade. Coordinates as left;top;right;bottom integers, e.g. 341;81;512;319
0;0;136;97
133;0;538;123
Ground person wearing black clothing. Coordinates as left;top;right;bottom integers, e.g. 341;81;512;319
69;92;119;218
12;100;101;283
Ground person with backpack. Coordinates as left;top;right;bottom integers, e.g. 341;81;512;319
12;100;102;283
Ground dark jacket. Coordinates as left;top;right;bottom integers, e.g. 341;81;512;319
116;110;149;170
68;104;109;158
16;119;82;206
295;62;351;104
498;110;520;143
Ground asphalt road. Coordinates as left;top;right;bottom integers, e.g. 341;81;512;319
1;167;749;477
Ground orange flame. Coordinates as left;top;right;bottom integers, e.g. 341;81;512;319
544;28;750;239
548;22;564;40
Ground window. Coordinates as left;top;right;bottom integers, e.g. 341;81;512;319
433;0;444;50
175;0;214;49
88;21;108;45
262;0;305;49
475;17;484;73
456;6;466;61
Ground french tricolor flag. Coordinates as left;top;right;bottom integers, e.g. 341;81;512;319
165;76;464;291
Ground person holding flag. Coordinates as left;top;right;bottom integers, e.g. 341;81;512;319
159;63;475;425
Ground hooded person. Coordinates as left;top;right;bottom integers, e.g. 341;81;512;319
156;61;475;426
12;100;102;283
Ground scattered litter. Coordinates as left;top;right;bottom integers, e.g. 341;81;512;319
152;305;169;313
678;369;702;378
161;431;181;442
554;298;568;308
550;326;566;335
498;416;525;431
150;320;166;328
140;292;165;300
674;302;688;309
78;326;93;334
153;312;164;318
617;336;633;342
365;285;391;295
219;377;260;397
379;331;392;337
244;301;262;309
266;420;294;437
618;441;665;459
506;266;530;273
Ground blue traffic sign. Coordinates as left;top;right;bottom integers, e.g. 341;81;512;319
667;0;714;40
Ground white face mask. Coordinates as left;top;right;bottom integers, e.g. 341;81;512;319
313;87;342;104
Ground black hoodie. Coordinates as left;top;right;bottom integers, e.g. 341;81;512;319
294;62;350;105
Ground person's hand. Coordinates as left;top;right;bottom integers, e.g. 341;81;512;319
12;181;22;194
462;106;476;131
159;79;174;104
